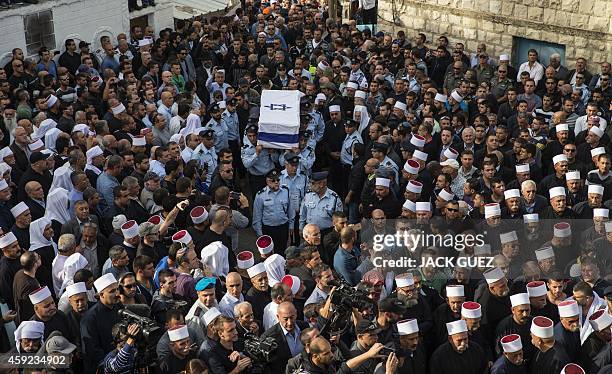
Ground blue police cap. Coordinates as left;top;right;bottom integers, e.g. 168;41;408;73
311;171;329;181
195;277;216;291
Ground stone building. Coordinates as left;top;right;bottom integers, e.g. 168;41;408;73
353;0;612;70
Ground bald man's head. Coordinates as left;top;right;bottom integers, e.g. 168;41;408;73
277;301;297;331
303;224;321;245
226;272;243;298
25;181;44;200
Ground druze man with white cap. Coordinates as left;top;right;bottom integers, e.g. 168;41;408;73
0;232;22;310
158;324;198;374
433;285;466;345
540;185;576;220
529;316;570;373
491;334;527;374
554;299;581;362
80;273;122;372
244;262;272;321
494;292;536;362
582;309;612;371
526;281;559;323
382;319;426;374
29;285;76;346
537;153;568;196
429;319;488;374
476;267;512;331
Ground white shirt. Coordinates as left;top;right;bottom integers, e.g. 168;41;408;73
263;302;280;330
517;61;545;84
218;292;244;317
574;115;608;136
51;254;69;296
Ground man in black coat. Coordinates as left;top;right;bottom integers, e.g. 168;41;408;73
261;302;309;374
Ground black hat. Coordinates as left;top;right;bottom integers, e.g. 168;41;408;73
285;246;300;260
208;102;222;112
400;140;416;152
238;78;250;87
246;124;258;134
604;286;612;298
226;97;237;106
78;41;90;48
277;63;286;70
310;171;329;181
378;298;407;314
300;129;312;139
199;129;215;138
355;319;381;335
344;119;359;128
29;151;47;164
372;142;389;152
284;152;300;165
266;169;281;180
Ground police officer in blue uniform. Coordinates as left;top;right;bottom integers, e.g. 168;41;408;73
280;152;308;245
340;119;363;198
253;169;293;255
299;171;343;235
205;102;228;150
241;124;278;198
191;129;217;184
222;98;241;170
279;131;316;177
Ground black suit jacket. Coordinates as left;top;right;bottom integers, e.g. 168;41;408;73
24;198;45;221
60;215;100;237
10;142;28;173
261;321;310;374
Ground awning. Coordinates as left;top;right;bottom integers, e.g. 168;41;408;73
172;0;229;19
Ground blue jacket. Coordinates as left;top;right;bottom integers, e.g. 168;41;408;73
333;246;361;286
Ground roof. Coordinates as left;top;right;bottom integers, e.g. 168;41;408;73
172;0;229;19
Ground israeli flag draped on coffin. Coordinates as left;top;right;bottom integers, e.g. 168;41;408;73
257;90;301;149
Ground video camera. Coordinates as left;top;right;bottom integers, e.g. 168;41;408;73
243;332;278;374
117;308;162;345
328;279;373;312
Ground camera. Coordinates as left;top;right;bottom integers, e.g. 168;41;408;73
379;346;396;356
329;280;373;311
243;333;278;374
230;191;241;199
116;308;162;346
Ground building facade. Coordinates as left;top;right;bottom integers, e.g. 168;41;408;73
361;0;611;70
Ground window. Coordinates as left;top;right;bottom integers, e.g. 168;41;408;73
24;10;56;56
513;36;566;68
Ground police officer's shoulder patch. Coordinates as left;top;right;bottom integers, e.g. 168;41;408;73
194;307;202;317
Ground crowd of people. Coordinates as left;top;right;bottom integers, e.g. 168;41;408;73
0;0;611;373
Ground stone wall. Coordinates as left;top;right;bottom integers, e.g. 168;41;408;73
352;0;612;70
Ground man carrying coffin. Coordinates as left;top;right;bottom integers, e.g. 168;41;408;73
429;319;488;374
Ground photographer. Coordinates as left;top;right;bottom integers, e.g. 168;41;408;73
349;320;383;374
301;336;388;374
103;323;140;374
209;315;252;374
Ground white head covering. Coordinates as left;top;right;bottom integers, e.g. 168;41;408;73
45;187;71;225
201;241;229;278
264;254;286;287
14;321;45;353
44;128;62;153
94;273;117;292
10;202;29;218
353;105;371;134
33;119;57;141
0;147;13;160
29;217;56;253
59;253;89;296
65;282;87;298
180;113;203;138
500;334;522;353
397;319;419;335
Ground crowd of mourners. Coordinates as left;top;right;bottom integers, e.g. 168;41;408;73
0;0;612;373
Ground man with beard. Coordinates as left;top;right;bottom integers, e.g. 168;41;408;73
245;263;272;321
461;301;494;362
572;281;607;345
80;273;122;373
495;293;535;361
374;297;404;346
529;316;570;374
29;285;76;342
12;320;45;354
492;334;528;374
430;319;488;374
539;154;569;196
539;222;576;272
64;282;92;352
527;281;559;323
0;232;22;311
394;274;433;339
305;264;335;307
554;300;581;362
541;187;575;220
476;267;512;340
581;309;612;372
434;285;465;345
382;319;426;374
535;247;557;280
